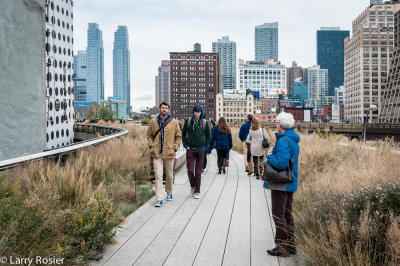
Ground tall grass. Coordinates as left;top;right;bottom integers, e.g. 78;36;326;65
0;125;154;263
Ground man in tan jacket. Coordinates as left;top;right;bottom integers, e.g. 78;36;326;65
147;101;182;207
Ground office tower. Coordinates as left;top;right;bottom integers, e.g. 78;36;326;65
73;50;87;102
216;93;254;123
317;27;349;96
335;85;345;104
238;60;287;98
113;25;131;115
155;75;160;107
305;66;329;108
45;0;74;149
380;9;400;123
255;22;278;62
86;23;104;103
344;2;400;122
156;60;171;107
212;36;236;92
169;45;221;121
286;61;308;95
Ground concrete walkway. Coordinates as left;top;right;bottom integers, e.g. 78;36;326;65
92;150;296;266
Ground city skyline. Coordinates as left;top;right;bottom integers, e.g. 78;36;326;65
74;0;368;110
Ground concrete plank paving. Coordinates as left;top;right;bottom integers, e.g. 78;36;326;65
91;150;295;266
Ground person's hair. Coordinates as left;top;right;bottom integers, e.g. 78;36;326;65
251;117;260;130
217;117;230;134
276;112;295;129
203;113;207;119
159;101;170;109
247;114;253;121
193;105;202;113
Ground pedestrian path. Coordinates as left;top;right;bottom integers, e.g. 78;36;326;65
92;151;296;266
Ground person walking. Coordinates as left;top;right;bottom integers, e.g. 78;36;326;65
147;101;182;207
209;117;232;174
265;112;300;257
201;114;213;173
239;114;253;174
248;117;265;179
182;104;211;199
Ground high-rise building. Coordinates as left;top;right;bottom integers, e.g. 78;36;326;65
255;22;278;62
155;75;160;107
86;23;104;103
212;36;236;92
335;85;345;104
170;45;221;121
344;2;400;123
317;27;350;96
305;65;330;108
45;0;74;149
156;60;170;106
73;50;87;102
113;25;130;115
286;61;308;95
380;9;400;123
238;59;287;98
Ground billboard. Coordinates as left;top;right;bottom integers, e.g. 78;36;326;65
224;89;246;99
279;94;301;103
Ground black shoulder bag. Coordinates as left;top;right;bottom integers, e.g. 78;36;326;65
262;136;294;184
152;117;173;141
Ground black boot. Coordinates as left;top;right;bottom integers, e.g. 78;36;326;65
223;167;226;174
218;168;222;174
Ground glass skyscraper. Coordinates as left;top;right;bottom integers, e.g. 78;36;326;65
113;25;130;114
212;36;236;92
255;22;278;62
73;50;87;102
317;27;349;96
86;23;104;103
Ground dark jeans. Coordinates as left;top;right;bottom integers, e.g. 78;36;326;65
203;152;207;170
253;155;264;177
217;149;229;169
246;143;251;163
271;190;294;248
186;149;204;193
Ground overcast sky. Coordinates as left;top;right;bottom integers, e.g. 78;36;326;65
73;0;369;111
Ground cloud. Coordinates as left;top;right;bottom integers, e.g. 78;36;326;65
134;94;153;101
73;0;370;111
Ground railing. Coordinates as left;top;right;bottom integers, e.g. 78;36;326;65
0;123;128;171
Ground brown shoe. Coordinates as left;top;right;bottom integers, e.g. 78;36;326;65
247;163;253;175
226;160;229;167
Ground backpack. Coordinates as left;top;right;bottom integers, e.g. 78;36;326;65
186;117;208;138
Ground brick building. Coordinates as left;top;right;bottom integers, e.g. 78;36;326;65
170;45;221;121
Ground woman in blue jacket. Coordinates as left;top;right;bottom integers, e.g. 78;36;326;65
210;117;233;174
265;112;300;257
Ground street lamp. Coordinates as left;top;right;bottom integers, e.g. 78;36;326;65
363;104;378;142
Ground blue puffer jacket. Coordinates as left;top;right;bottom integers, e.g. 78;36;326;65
264;128;300;192
239;121;252;142
210;126;232;151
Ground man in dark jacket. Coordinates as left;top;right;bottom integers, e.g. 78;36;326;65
182;105;211;199
239;114;253;173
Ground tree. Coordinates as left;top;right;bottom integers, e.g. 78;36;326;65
99;103;114;122
86;105;98;119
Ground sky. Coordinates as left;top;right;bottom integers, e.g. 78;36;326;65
73;0;369;111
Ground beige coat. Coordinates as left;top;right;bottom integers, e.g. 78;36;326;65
147;117;182;159
249;128;265;156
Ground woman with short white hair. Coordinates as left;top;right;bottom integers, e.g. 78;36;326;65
265;112;300;257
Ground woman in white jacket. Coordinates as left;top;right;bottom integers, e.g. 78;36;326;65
248;118;265;179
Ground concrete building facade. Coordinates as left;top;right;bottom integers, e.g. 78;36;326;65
73;50;87;102
216;93;254;123
238;59;287;99
305;65;329;108
156;60;170;107
344;2;400;122
286;61;308;95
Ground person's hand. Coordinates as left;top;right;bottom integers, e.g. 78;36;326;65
267;147;273;155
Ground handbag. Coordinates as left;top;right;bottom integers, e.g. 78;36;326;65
262;128;269;148
262;136;294;184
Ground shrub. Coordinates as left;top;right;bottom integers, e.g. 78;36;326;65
141;118;149;125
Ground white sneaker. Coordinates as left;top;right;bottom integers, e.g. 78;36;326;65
190;187;195;197
194;192;200;199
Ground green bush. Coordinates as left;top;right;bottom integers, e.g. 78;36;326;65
141;118;149;125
